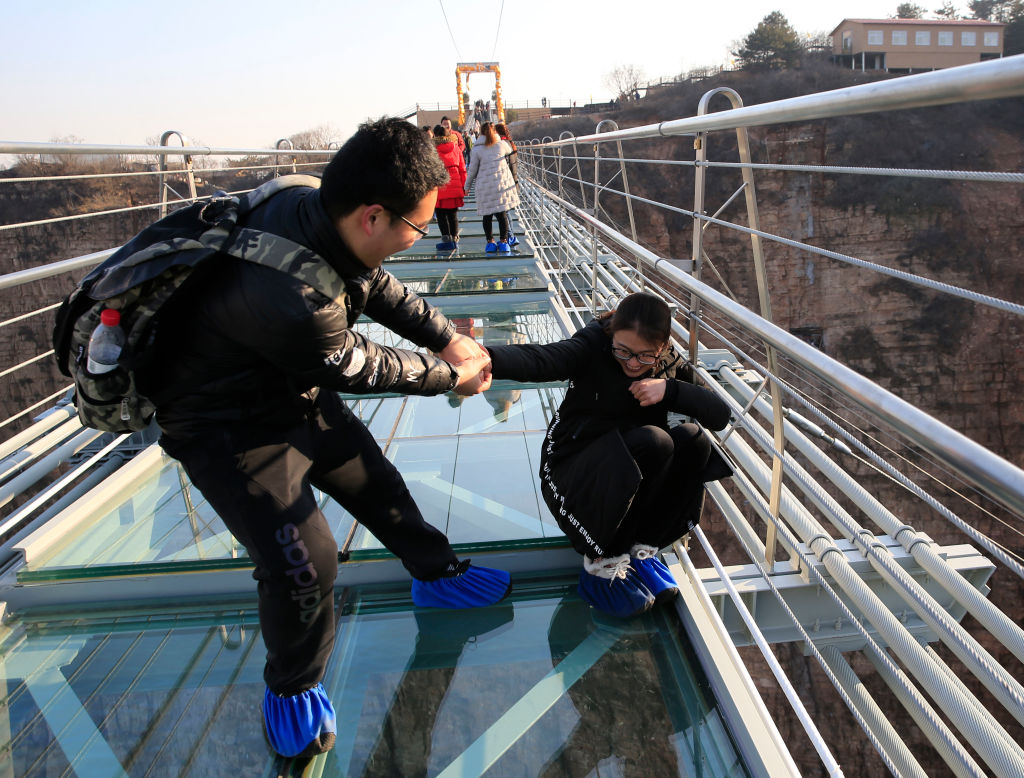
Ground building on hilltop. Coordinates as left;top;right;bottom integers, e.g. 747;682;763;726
831;18;1004;73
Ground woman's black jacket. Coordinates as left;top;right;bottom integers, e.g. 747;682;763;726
487;318;731;544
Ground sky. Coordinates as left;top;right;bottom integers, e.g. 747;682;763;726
2;0;965;152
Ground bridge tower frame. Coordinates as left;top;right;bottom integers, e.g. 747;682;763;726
456;62;504;128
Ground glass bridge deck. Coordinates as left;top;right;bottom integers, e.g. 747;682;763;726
0;241;752;776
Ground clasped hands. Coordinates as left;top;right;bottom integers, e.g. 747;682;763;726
438;334;493;396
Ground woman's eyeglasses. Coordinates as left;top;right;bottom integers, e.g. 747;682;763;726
611;344;662;365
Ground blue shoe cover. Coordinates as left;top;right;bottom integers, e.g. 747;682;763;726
436;240;456;251
633;556;679;605
263;682;337;758
485;242;498;252
577;568;654;618
412;563;511;608
508;233;519;245
496;242;511;252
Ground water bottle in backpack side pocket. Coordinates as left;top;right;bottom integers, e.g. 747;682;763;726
86;308;125;374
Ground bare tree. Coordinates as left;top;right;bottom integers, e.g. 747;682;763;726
802;29;834;56
284;124;341;165
286;124;341;151
934;1;960;18
603;65;646;101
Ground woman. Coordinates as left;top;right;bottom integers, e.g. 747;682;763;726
432;123;467;252
493;122;519;186
464;121;520;253
486;293;732;617
493;123;520;247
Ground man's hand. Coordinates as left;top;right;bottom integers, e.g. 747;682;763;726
439;333;487;365
629;378;666;407
453;352;492;396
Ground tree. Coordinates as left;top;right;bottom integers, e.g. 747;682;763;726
968;0;1022;21
969;0;1024;55
732;12;803;71
969;0;1000;17
286;124;340;151
802;29;834;56
934;1;960;18
603;65;646;101
894;2;927;17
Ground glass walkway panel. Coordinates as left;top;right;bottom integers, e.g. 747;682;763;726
0;577;749;777
0;249;752;777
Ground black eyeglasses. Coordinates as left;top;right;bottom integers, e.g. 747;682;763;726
611;343;662;365
382;206;429;238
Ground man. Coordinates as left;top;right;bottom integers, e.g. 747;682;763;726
148;118;508;761
439;115;463;156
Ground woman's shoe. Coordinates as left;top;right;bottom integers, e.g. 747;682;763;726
577;554;655;617
630;544;679;605
262;683;337;759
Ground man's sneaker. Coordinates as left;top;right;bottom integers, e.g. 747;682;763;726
496;242;511;253
630;544;679;605
577;554;655;617
485;242;498;253
262;683;337;759
412;559;511;608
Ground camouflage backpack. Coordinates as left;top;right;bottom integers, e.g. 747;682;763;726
53;175;345;433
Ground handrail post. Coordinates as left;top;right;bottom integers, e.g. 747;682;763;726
597;119;641;290
595;120;638;244
696;86;787;568
590;125;602;313
158;130;197;218
274;138;295;177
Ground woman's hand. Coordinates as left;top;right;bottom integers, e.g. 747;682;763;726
453;353;492;395
629;378;666;407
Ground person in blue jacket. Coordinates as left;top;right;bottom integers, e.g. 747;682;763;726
484;292;731;617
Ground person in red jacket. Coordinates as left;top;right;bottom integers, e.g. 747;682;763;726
440;116;463;154
433;123;467;252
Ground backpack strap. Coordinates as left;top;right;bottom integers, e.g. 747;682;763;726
218;175;347;301
238;174;323;214
220;227;346;302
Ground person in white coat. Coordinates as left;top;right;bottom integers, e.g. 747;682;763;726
464;121;520;253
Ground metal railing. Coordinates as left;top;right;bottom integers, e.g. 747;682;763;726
514;54;1024;777
0;135;336;544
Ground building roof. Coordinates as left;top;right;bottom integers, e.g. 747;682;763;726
830;17;1004;35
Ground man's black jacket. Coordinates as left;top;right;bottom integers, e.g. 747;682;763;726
148;186;458;440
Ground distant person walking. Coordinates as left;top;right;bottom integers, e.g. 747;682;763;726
440;116;464;157
493;123;519;187
432;123;466;252
494;123;520;247
464;121;519;253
